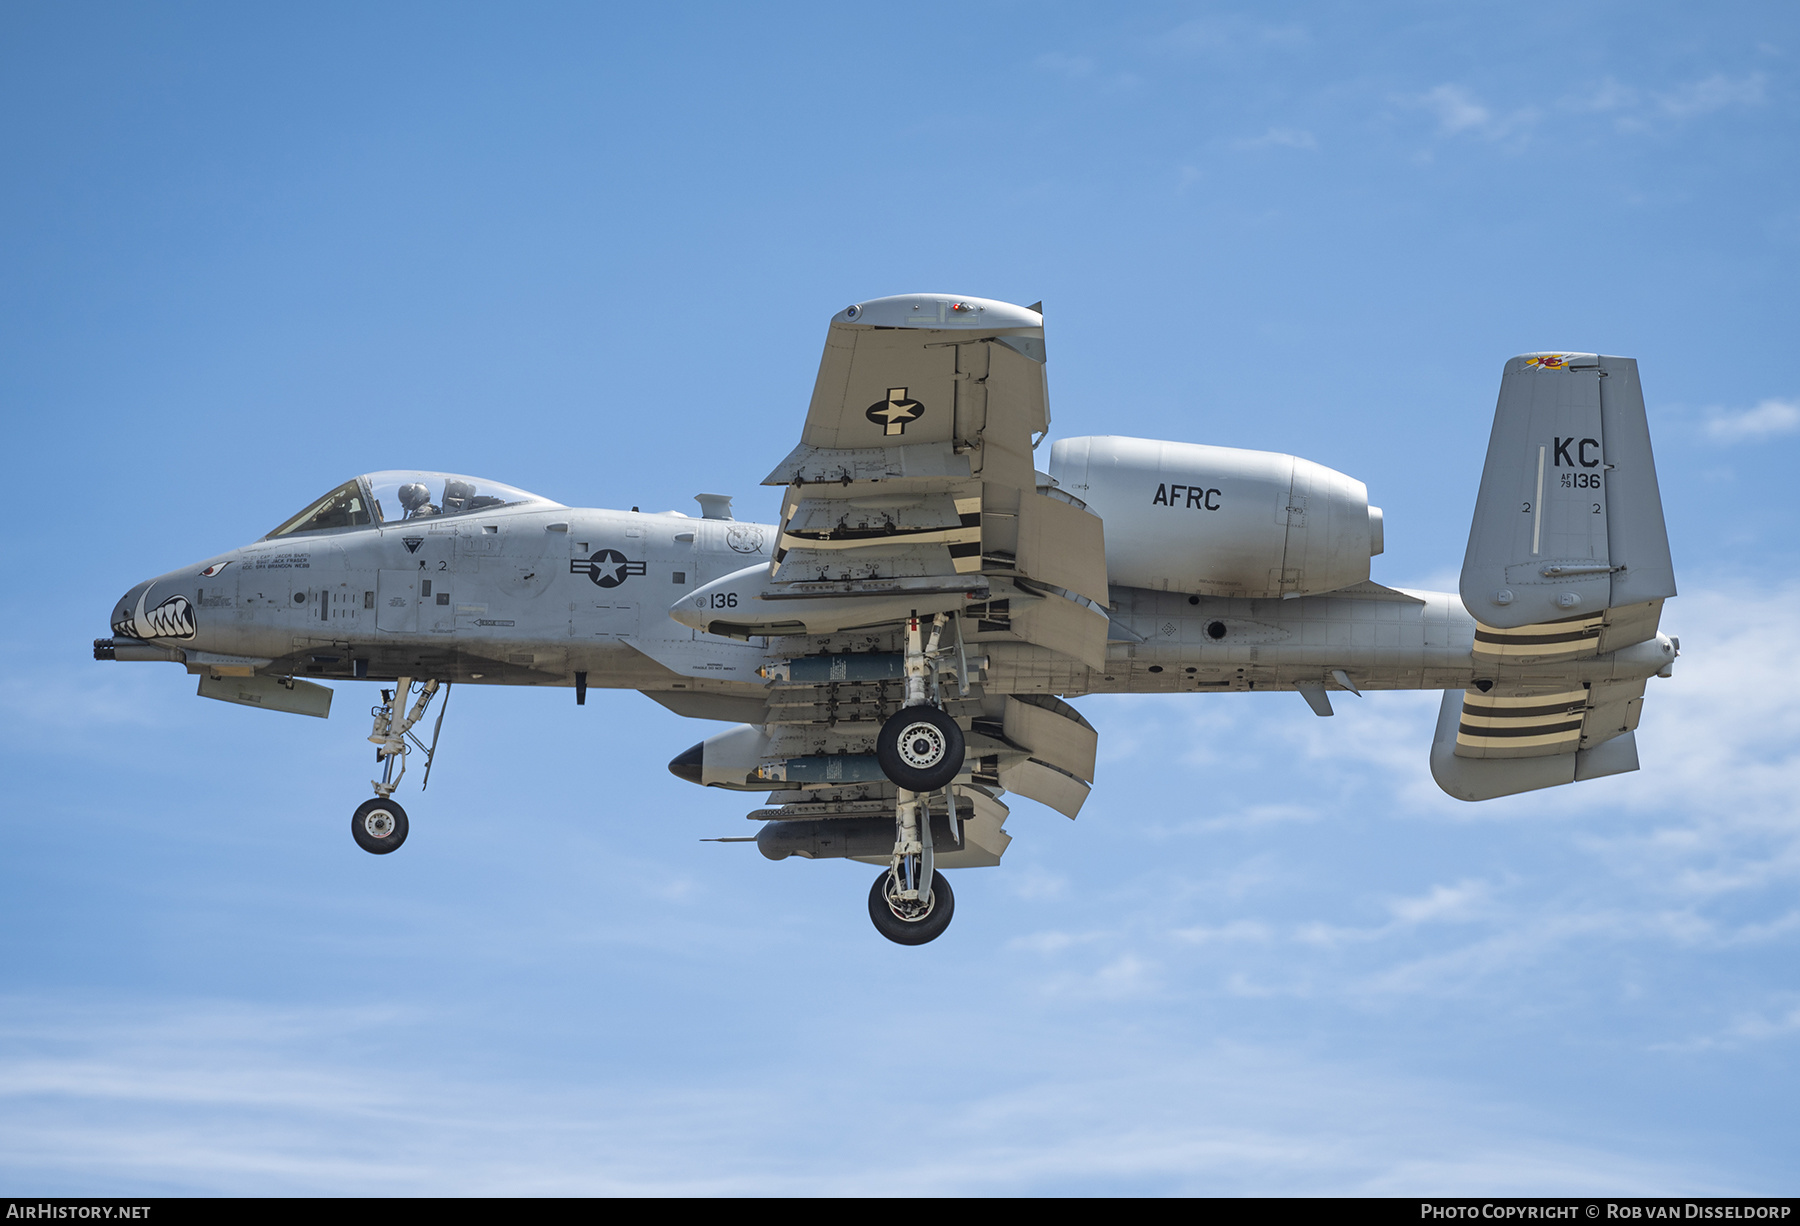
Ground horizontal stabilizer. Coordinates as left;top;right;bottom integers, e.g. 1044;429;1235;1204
1461;354;1675;638
1428;687;1640;801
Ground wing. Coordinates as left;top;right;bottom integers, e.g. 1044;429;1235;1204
760;293;1111;670
681;295;1111;843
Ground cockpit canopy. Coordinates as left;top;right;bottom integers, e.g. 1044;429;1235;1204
266;471;561;538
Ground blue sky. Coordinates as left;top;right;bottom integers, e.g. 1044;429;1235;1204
2;1;1797;1194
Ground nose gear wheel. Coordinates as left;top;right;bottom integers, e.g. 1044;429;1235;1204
352;798;409;854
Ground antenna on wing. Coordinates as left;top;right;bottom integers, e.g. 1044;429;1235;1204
1027;300;1043;314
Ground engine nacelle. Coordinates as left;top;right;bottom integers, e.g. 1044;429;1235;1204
1048;435;1382;600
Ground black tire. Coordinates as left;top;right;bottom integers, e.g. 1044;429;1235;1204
868;869;955;945
875;705;965;792
351;798;409;855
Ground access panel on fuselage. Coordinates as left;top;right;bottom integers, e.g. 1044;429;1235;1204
376;569;418;633
375;568;453;633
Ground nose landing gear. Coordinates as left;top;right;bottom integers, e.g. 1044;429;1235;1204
352;797;409;854
352;677;447;855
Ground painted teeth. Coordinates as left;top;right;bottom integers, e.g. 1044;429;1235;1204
123;594;197;641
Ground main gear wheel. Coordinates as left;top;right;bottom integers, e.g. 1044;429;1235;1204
868;869;955;945
875;705;964;792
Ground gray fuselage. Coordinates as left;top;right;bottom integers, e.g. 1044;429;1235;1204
110;502;1671;705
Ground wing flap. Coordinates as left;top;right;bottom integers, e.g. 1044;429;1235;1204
1002;694;1098;782
998;757;1091;819
1016;491;1110;608
977;589;1110;672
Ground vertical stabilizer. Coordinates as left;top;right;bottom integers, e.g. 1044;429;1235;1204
1460;354;1675;632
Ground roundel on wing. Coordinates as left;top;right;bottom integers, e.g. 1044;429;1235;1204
866;387;924;437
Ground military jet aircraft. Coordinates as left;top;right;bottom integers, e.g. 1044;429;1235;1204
96;294;1678;944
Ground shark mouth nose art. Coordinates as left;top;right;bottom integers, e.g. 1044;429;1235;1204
113;588;197;640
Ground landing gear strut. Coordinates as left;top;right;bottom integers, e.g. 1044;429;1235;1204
353;677;447;855
873;613;967;944
871;786;958;944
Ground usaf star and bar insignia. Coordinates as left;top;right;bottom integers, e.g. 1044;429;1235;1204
866;387;925;436
571;549;648;589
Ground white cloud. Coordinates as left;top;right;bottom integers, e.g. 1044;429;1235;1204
1008;865;1071;900
1160;17;1308;55
1008;929;1081;954
1561;72;1768;132
1415;85;1540;142
1387;879;1492;925
1704;398;1800;443
1034;51;1095;80
1656;73;1768;118
1423;84;1492;134
0;996;1728;1194
1171;919;1272;946
1436;72;1766;143
1032;51;1139;92
1726;1001;1800;1042
1564;76;1640;114
1236;127;1318;151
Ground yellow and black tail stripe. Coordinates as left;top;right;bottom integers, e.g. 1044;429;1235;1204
1454;688;1587;758
1472;614;1603;663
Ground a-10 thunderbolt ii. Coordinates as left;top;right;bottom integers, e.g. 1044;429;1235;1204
97;294;1678;944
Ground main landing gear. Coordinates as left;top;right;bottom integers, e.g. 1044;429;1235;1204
869;866;954;945
875;704;963;792
353;677;448;855
870;612;967;945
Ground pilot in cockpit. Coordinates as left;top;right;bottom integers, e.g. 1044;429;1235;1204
397;482;440;519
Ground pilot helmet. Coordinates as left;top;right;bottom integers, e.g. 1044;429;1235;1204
398;482;431;510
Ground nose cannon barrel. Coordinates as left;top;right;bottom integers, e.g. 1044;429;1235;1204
93;636;184;662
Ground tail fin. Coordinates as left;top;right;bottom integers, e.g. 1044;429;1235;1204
1437;353;1678;801
1460;354;1675;636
